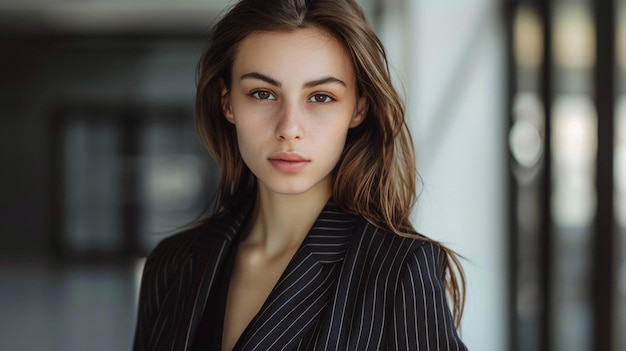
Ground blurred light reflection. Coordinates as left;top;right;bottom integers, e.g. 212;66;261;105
511;92;544;172
514;5;543;70
617;95;626;351
553;3;595;71
616;98;626;227
64;119;122;253
552;95;597;228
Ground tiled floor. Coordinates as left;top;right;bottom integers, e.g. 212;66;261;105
0;259;144;351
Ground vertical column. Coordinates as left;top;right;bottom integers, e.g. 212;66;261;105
509;2;546;350
538;1;553;350
592;0;616;350
551;1;596;349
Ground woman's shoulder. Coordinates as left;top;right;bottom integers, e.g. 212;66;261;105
356;218;438;252
142;221;211;271
144;209;244;267
352;218;446;272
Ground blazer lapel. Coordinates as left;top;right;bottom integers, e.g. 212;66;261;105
184;206;254;351
234;201;358;351
148;205;251;351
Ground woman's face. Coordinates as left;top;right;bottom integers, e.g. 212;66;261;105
222;27;367;196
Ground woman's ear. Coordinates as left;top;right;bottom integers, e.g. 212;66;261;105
350;96;368;128
221;80;235;124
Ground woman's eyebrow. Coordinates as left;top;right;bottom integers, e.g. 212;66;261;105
303;76;346;88
240;72;347;89
240;72;281;87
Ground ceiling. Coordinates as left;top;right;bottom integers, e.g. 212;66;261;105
0;0;233;34
0;0;380;36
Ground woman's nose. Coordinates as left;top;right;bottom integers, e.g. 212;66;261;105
275;104;303;141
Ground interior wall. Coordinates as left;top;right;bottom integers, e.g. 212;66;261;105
378;0;508;349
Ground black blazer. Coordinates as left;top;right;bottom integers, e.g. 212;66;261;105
133;201;467;351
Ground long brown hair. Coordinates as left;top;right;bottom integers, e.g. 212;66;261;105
194;0;465;327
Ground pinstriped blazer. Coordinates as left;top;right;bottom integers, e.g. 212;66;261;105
133;201;467;351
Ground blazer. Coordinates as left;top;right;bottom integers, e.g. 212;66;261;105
133;200;467;351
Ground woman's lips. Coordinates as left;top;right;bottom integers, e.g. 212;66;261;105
268;152;310;173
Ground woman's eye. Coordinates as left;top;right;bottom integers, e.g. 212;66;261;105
251;90;276;100
309;94;334;103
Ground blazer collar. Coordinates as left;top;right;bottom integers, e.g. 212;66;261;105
190;201;252;256
192;199;358;264
299;200;358;264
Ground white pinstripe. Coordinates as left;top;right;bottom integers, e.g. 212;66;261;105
407;259;420;349
430;245;451;351
355;229;384;349
365;232;394;349
324;223;371;350
241;253;320;349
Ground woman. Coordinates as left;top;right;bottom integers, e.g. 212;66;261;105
133;0;467;350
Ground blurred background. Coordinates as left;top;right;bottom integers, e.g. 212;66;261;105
0;0;624;350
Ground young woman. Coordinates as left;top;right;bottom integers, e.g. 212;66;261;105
133;0;467;350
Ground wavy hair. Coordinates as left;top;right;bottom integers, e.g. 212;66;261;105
194;0;465;327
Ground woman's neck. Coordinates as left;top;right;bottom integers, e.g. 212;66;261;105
243;179;331;258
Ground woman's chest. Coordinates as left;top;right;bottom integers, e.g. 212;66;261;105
221;246;299;350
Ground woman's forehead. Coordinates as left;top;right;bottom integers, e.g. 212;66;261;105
232;27;356;86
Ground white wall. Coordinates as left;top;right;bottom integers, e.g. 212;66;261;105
378;0;508;349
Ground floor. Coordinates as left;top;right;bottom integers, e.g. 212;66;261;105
0;258;144;351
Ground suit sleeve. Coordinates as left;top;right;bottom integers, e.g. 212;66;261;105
390;242;467;351
132;235;187;351
132;245;161;351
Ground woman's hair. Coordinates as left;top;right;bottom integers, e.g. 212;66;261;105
195;0;465;327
